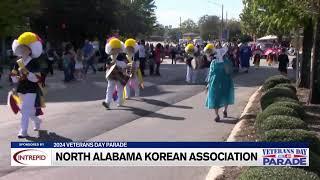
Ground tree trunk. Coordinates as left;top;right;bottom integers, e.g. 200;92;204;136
299;18;313;88
309;16;320;104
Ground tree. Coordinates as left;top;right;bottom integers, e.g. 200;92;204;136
198;15;220;40
240;0;313;88
180;19;199;33
0;0;40;59
29;0;157;46
167;28;181;43
308;0;320;104
226;19;242;41
117;0;157;37
152;24;165;37
240;0;320;103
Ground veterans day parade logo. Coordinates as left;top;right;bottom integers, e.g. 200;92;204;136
262;148;308;166
11;142;309;166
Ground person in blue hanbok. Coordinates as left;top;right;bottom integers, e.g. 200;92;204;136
239;42;252;73
205;46;235;122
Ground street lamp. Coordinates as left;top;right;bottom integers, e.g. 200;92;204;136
208;0;224;41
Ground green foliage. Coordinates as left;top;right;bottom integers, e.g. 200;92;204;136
198;15;220;40
180;19;199;34
238;167;320;180
31;0;156;43
258;115;307;132
261;129;320;155
262;75;291;92
240;0;312;38
275;83;297;94
308;151;320;175
256;106;302;128
267;101;305;116
0;0;40;37
227;19;242;41
260;96;300;110
260;87;298;110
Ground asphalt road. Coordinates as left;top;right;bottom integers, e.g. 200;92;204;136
0;59;292;180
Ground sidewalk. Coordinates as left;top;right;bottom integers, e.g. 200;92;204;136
0;66;283;180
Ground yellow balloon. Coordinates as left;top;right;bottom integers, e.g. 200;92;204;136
109;38;122;49
125;38;136;48
17;32;38;45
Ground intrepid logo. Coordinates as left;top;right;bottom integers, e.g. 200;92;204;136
262;148;308;166
13;149;47;165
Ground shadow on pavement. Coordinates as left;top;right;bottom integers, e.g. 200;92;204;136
218;117;239;124
140;86;173;97
119;105;185;121
26;130;73;142
131;98;193;109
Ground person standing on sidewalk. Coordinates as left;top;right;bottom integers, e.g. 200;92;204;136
149;44;155;75
252;45;263;69
154;43;163;76
83;39;96;74
206;46;234;122
170;44;177;64
277;48;289;76
239;42;252;73
138;40;146;76
62;43;76;82
45;42;57;76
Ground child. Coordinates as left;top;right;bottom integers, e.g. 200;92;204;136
75;49;84;80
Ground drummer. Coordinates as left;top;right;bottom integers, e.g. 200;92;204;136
124;38;144;99
102;38;127;109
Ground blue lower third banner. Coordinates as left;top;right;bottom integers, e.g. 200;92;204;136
11;142;309;166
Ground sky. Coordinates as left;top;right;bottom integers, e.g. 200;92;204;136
155;0;244;28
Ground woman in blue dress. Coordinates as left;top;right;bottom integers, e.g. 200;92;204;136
205;46;235;122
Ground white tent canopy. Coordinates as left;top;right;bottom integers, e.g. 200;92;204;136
257;35;278;41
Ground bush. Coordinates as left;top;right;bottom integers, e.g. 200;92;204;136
258;115;307;132
262;75;291;92
260;87;298;110
308;151;320;175
266;101;305;117
238;167;320;180
256;106;302;127
261;129;320;155
260;96;300;110
275;83;297;94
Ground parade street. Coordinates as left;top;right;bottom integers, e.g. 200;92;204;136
0;60;286;180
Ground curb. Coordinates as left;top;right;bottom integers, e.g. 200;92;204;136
205;86;262;180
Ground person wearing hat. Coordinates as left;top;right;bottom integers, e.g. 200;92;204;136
124;38;144;99
102;38;127;109
203;43;215;82
10;32;45;138
206;43;234;122
185;43;198;84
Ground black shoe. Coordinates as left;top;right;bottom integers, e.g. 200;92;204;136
223;111;228;118
102;102;110;109
18;134;29;138
214;116;220;122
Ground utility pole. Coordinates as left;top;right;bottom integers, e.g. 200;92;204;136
221;4;224;41
180;17;182;39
